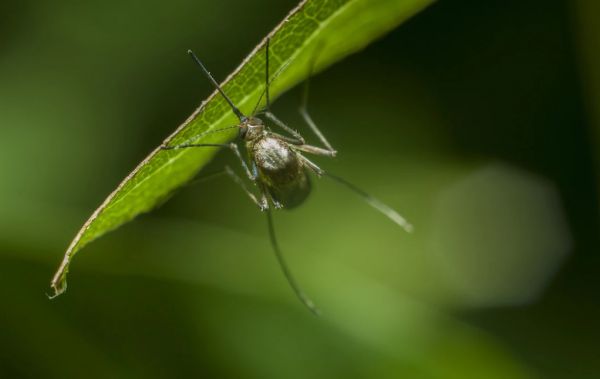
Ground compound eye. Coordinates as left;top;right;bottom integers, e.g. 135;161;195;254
239;125;248;138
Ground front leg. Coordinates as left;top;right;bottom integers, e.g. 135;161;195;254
162;142;256;181
224;166;268;211
264;111;305;145
162;142;266;210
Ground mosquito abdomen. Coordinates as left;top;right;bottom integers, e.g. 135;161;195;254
251;136;311;209
267;172;311;209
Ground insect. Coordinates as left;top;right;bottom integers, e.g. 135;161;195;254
161;38;412;314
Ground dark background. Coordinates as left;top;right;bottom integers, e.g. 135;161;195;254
1;0;598;377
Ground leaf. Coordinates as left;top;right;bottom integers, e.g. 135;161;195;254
50;0;435;297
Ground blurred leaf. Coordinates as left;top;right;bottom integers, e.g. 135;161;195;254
50;0;435;296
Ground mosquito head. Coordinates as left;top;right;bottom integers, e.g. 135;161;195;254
240;117;264;141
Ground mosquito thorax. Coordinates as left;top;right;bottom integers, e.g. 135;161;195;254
239;117;265;141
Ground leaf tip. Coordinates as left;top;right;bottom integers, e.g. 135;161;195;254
48;260;70;299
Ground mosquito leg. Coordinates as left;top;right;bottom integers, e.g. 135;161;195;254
186;166;267;211
324;172;413;233
255;180;271;210
224;166;268;210
298;61;336;156
272;199;283;209
294;144;336;157
162;142;266;209
297;153;325;177
251;38;296;115
267;131;305;146
261;36;319;150
264;111;305;145
227;142;257;181
186;168;229;187
161;142;256;181
263;189;283;209
298;107;336;156
266;208;320;315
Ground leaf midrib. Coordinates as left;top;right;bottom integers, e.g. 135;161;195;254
103;0;353;217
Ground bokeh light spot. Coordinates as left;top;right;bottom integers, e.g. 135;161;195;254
430;163;571;307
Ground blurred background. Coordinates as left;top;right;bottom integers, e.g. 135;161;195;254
1;0;598;377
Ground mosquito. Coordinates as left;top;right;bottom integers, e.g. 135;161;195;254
161;38;412;315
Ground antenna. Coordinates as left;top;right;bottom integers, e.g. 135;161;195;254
187;50;247;122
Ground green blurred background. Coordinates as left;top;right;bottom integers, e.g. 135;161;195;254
1;0;598;377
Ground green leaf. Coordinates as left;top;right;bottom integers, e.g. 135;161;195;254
50;0;435;297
